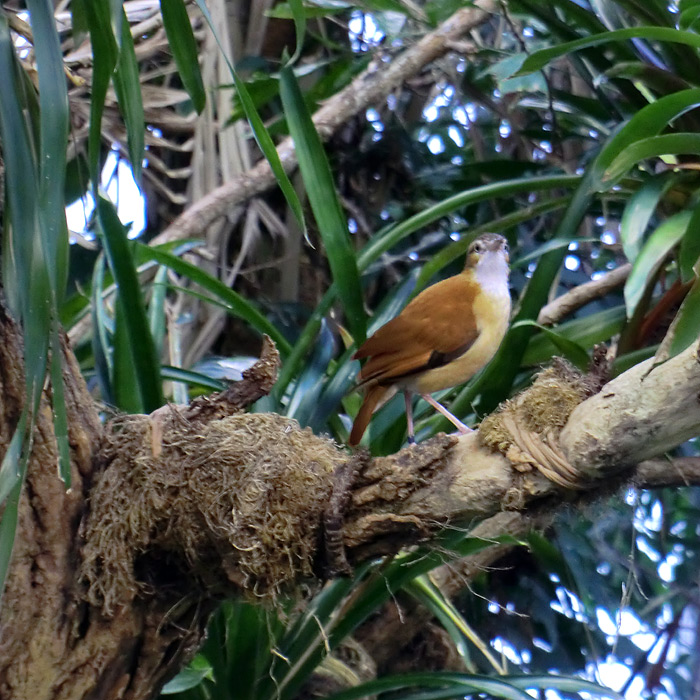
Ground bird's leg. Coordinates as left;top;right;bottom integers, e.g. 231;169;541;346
404;390;416;444
420;393;472;434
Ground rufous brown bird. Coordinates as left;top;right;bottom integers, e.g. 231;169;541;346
349;233;511;446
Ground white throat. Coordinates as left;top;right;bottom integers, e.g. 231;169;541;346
475;251;510;298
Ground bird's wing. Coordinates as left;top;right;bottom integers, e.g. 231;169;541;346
355;275;480;386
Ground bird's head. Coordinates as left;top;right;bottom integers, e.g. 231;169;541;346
465;233;510;272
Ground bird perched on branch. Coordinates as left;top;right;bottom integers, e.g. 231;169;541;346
349;233;511;446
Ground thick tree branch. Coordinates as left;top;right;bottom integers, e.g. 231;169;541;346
561;341;700;478
357;456;700;671
149;0;497;247
3;310;700;699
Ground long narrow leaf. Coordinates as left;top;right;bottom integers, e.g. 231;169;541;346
620;174;674;263
28;0;71;485
0;479;23;605
112;8;145;181
280;65;366;342
517;27;700;76
160;0;206;112
0;10;53;530
113;299;145;412
148;266;169;359
84;0;118;183
286;0;307;65
603;133;700;184
50;324;71;487
512;320;590;370
91;253;115;404
624;210;692;318
97;196;164;412
654;275;700;363
358;175;581;272
326;672;533;700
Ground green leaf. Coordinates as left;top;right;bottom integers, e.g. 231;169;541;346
603;133;700;185
50;324;72;487
113;298;145;413
28;0;69;293
325;673;533;700
137;243;293;354
0;478;23;605
680;207;700;282
517;27;700;76
0;410;28;512
680;4;700;31
148;266;169;359
620;175;675;263
91;253;115;404
112;8;145;181
326;672;620;700
512;320;590;370
523;306;627;367
280;65;367;342
624;210;692;318
217;602;285;699
97;196;164;412
71;0;89;48
405;576;480;672
161;654;213;694
286;319;336;425
160;0;206;113
84;0;118;183
590;89;700;186
160;365;226;391
286;0;307;64
25;0;71;484
654;275;700;363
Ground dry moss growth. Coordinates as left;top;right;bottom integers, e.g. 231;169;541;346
81;411;346;613
479;359;592;453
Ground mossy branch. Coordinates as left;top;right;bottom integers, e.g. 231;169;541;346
2;306;699;699
79;341;700;613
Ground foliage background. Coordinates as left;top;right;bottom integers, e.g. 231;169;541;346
1;0;700;697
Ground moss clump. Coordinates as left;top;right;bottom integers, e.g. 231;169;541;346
479;358;594;455
81;412;345;613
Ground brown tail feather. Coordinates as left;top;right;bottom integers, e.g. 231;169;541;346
349;385;389;446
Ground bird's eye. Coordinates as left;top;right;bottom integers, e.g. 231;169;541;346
472;242;484;254
503;243;509;254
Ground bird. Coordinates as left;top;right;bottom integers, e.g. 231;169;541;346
349;233;511;446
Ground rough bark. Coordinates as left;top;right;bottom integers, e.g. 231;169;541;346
0;299;699;699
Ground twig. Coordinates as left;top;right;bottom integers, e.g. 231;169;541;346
537;263;632;326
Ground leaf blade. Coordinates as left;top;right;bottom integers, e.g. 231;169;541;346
160;0;206;113
280;65;366;342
